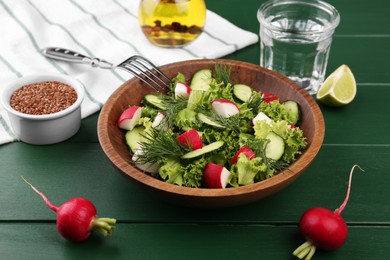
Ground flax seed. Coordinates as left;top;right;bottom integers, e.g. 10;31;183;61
10;81;77;115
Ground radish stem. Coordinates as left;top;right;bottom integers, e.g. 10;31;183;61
91;217;116;237
306;245;316;260
293;241;316;260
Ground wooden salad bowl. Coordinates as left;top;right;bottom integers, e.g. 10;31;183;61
97;59;325;208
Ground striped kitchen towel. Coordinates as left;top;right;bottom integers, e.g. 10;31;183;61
0;0;258;144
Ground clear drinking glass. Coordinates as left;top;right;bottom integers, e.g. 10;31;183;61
138;0;206;48
257;0;340;94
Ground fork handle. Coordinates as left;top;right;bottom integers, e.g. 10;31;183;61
42;47;113;68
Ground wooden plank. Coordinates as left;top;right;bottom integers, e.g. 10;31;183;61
207;0;390;35
328;37;390;84
0;223;389;260
327;0;390;35
68;113;99;143
320;84;390;144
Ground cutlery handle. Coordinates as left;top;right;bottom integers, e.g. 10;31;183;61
42;47;113;68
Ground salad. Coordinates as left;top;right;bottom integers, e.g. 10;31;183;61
117;64;307;189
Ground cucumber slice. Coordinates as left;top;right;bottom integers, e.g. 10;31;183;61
265;132;285;161
125;126;146;153
197;113;225;128
283;100;300;125
144;94;166;110
187;90;204;110
182;140;224;159
233;84;253;102
190;69;212;91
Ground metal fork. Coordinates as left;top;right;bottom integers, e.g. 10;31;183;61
42;47;171;91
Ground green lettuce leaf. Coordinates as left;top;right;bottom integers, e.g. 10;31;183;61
182;157;207;188
230;154;268;186
158;159;183;186
201;127;240;164
204;79;234;103
175;108;198;130
259;101;296;124
237;102;255;133
253;119;307;164
253;120;273;139
283;127;307;163
141;105;158;118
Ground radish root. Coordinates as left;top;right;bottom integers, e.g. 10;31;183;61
21;176;59;212
335;164;365;215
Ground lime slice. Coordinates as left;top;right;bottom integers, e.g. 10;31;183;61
316;65;357;107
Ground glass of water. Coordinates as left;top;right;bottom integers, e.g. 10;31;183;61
257;0;340;94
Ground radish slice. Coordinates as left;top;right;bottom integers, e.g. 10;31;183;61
176;128;203;150
252;112;272;125
204;163;231;188
174;82;191;99
152;112;165;128
231;146;256;164
117;106;142;130
132;147;159;173
262;92;279;103
211;99;239;118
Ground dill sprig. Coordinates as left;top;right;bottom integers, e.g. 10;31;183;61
214;63;232;85
247;92;263;112
268;159;289;172
136;128;184;164
218;114;241;133
199;109;241;133
159;95;188;128
245;138;288;172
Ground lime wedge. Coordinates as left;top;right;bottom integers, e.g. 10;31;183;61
316;65;357;107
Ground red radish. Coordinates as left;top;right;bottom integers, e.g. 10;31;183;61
211;99;240;118
204;163;232;188
152;112;165;128
176;128;203;150
21;177;116;243
117;106;142;130
174;82;191;99
292;165;364;260
231;146;255;164
252;111;272;125
262;92;279;103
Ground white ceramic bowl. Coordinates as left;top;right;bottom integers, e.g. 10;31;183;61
1;74;85;145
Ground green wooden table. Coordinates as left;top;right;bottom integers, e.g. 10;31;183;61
2;0;389;259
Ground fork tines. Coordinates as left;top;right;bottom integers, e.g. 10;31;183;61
118;56;171;91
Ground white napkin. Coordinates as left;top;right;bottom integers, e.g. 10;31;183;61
0;0;258;144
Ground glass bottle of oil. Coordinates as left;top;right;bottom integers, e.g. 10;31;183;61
138;0;206;47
